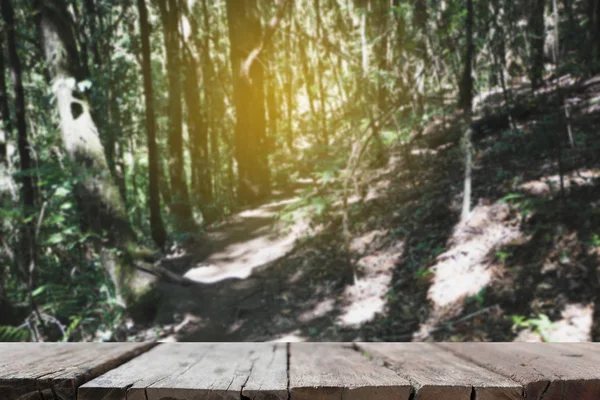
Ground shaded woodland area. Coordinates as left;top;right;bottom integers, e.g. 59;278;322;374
2;0;600;342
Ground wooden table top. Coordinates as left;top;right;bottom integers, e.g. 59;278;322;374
1;342;599;400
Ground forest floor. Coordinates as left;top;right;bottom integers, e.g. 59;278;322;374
131;74;600;343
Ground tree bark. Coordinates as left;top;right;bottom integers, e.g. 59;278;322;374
314;0;327;146
226;0;270;204
285;5;294;152
83;0;101;68
265;45;278;158
36;0;153;306
0;33;12;303
0;38;8;167
461;125;473;221
458;0;474;221
2;0;36;289
298;36;318;134
200;0;222;212
183;50;213;220
180;1;214;220
137;0;167;248
528;0;546;89
158;0;194;228
459;0;474;112
374;0;388;114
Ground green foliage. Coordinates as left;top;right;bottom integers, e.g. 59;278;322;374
0;153;128;341
0;325;30;342
465;288;486;308
0;0;597;344
510;313;554;341
501;193;537;218
413;265;433;279
588;234;600;247
495;250;512;263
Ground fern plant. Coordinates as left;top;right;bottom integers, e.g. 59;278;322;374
0;325;29;342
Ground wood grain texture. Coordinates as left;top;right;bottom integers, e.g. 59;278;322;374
439;343;600;400
358;343;523;400
79;342;288;400
289;343;411;400
0;342;155;400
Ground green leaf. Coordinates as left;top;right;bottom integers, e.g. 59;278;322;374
46;232;65;245
500;193;525;202
0;325;29;342
32;285;48;297
55;187;70;197
60;202;74;211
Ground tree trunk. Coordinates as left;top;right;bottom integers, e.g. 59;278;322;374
0;34;13;304
298;37;318;134
137;0;167;249
265;49;278;158
0;38;9;168
2;0;36;293
459;0;474;112
83;0;101;68
200;0;221;213
314;0;327;146
36;0;153;306
459;0;474;221
183;51;213;221
158;0;194;228
413;0;428;60
285;6;294;152
226;0;270;205
461;125;473;221
374;0;388;113
528;0;546;89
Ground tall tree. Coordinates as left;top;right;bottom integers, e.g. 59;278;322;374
2;0;36;294
0;39;8;168
137;0;167;248
225;0;269;204
373;0;388;114
83;0;101;68
36;0;152;305
412;0;428;122
183;50;213;219
158;0;194;227
459;0;475;111
459;0;475;222
285;4;294;152
200;0;222;210
314;0;327;145
0;32;10;316
180;1;214;221
528;0;546;89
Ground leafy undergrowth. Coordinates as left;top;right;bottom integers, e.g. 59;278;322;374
242;74;600;342
353;76;600;342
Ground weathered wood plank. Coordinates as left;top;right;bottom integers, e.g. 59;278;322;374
439;343;600;400
0;342;155;400
358;343;523;400
79;343;211;400
79;343;288;400
289;343;411;400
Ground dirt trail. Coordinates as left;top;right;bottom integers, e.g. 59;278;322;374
183;196;305;284
148;180;390;342
151;186;330;341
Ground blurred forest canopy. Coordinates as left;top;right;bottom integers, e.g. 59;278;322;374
1;0;600;342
